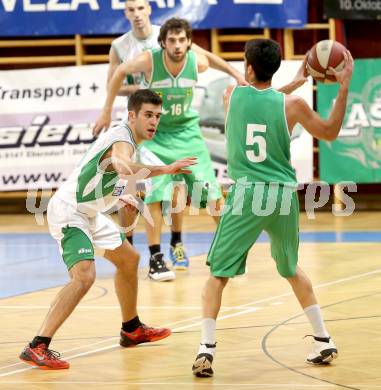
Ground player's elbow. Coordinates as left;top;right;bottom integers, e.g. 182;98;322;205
324;133;338;142
326;120;344;141
116;64;128;78
112;156;132;176
321;125;340;141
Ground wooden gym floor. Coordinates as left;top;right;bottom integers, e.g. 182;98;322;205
0;210;380;389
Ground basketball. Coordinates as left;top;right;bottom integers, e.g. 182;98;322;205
307;39;346;83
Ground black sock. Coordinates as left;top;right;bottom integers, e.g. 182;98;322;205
30;336;52;348
122;316;142;333
149;244;161;257
127;235;133;245
171;231;182;247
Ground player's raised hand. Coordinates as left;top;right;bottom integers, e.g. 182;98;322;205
93;111;112;137
329;50;354;88
166;157;197;175
293;53;309;87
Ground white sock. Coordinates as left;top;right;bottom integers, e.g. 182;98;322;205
199;318;216;357
304;304;329;338
201;318;216;345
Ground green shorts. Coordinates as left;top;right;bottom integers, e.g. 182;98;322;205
48;196;126;270
142;126;222;207
207;183;299;278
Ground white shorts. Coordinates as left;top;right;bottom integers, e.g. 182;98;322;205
47;196;124;269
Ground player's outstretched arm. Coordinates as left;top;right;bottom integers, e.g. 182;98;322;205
287;51;353;141
93;51;151;136
110;142;197;180
192;43;248;85
223;85;235;113
107;47;139;97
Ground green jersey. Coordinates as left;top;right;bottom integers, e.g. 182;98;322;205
142;48;199;132
226;86;297;185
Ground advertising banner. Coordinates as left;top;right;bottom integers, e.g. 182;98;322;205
0;60;313;191
324;0;381;20
318;59;381;184
0;0;307;36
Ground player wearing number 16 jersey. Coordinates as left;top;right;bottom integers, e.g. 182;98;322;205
94;18;250;280
192;38;354;377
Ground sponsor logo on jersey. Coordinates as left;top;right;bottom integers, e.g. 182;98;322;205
78;248;92;255
112;185;126;197
167;94;184;101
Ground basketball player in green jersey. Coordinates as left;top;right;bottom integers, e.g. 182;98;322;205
105;7;248;281
192;40;353;377
95;19;305;281
95;18;247;281
19;90;196;370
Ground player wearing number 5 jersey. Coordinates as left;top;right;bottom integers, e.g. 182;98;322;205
192;39;354;377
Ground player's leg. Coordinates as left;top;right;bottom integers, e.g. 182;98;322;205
38;260;96;338
191;274;228;378
104;239;171;347
168;183;189;269
140;143;175;279
267;189;337;364
104;240;140;323
19;219;96;370
193;184;262;377
286;267;337;364
185;135;223;225
117;206;138;245
144;174;176;281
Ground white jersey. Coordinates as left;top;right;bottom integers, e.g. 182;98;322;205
111;25;161;86
54;123;137;217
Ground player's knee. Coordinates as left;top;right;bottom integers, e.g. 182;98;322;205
74;268;96;292
118;249;140;272
219;276;229;287
211;275;229;289
129;248;140;265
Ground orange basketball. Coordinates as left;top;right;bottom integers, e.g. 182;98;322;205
307;40;346;83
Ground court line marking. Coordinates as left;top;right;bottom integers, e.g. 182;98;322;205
261;291;381;390
0;267;380;378
0;305;240;310
0;382;343;387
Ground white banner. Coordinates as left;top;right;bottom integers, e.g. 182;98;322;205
0;64;126;191
0;61;313;191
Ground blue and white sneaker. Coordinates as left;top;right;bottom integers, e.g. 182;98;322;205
170;243;189;270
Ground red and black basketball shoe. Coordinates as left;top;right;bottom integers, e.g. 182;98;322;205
120;324;171;347
19;343;70;370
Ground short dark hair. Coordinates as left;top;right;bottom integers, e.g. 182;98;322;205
244;39;281;82
128;89;162;113
158;18;192;49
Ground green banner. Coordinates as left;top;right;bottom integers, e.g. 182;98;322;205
318;59;381;184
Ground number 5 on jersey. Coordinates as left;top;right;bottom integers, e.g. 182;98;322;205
246;123;267;163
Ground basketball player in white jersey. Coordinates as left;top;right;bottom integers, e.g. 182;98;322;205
19;90;196;370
